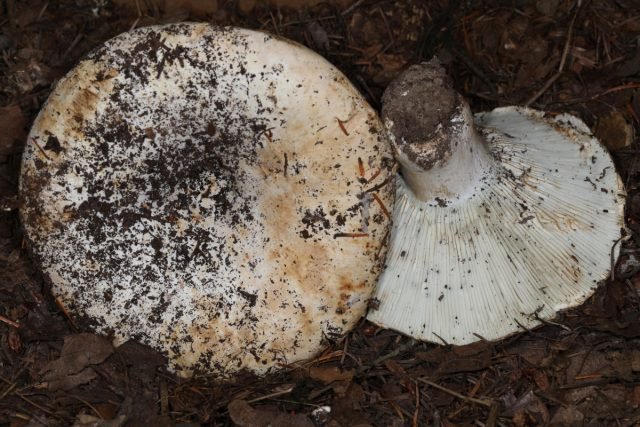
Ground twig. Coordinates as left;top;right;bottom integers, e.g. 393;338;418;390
356;339;417;374
533;312;572;332
514;318;532;335
376;7;394;46
556;377;624;389
0;381;16;400
450;44;495;92
550;82;640;107
525;0;581;106
416;377;494;408
14;391;59;418
7;0;16;31
278;15;335;28
0;314;20;328
36;1;49;21
247;384;294;404
340;336;348;366
31;138;51;161
66;393;104;419
412;382;419;427
610;235;629;281
432;331;449;346
59;33;83;64
341;0;366;16
160;378;169;415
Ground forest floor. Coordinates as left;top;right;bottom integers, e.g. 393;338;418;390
0;0;640;426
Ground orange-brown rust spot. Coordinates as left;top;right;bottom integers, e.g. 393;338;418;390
70;86;100;113
339;280;354;293
339;279;367;293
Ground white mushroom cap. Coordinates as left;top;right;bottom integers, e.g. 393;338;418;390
20;23;395;376
368;61;624;344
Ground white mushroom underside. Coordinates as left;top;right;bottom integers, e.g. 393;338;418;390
20;24;395;376
368;107;624;344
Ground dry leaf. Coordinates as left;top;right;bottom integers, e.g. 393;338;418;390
595;111;634;151
629;385;640;408
228;400;271;427
72;414;127;427
308;366;354;384
0;105;27;156
307;21;330;51
42;333;113;379
47;367;97;391
228;400;314;427
549;405;585;426
522;368;550;391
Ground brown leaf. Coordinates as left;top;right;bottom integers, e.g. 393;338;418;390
42;333;113;379
306;21;330;51
503;390;549;423
416;347;446;363
451;341;493;357
308;366;354;384
522;368;550;391
629;385;640;408
438;356;492;374
631;349;640;372
417;344;493;375
549;406;584;426
595;111;633;151
165;0;218;17
228;400;271;427
228;400;314;427
0;105;27;156
72;414;127;427
114;339;166;382
331;394;373;427
532;370;550;391
269;413;315;427
47;367;97;391
383;359;407;377
504;340;547;366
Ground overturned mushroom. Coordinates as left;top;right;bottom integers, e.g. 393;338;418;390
368;60;624;344
20;23;395;376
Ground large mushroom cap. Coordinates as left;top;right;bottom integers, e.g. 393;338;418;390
20;23;395;376
368;61;624;344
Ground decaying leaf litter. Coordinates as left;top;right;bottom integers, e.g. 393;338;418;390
0;0;639;425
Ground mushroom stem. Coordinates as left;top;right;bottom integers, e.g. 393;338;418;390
381;60;494;204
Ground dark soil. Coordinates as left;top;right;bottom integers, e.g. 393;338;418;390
1;0;640;426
